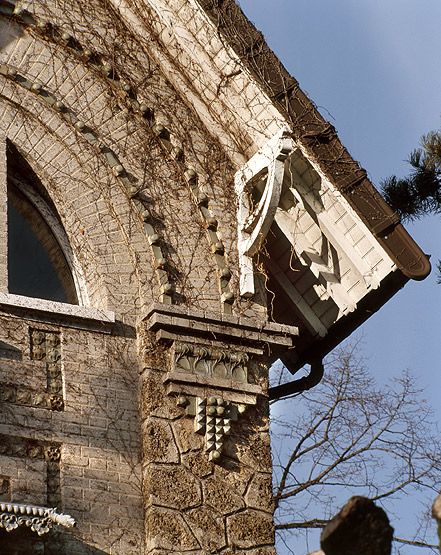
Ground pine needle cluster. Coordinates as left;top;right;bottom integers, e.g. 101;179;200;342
381;130;441;221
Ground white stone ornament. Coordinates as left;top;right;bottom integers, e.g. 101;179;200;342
235;126;295;297
182;396;245;463
0;502;75;535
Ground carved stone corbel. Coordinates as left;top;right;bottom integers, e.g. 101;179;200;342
164;340;261;406
166;341;260;461
143;304;299;462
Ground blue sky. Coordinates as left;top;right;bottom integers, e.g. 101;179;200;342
238;1;441;553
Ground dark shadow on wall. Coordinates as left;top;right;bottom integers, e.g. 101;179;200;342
0;528;109;555
0;8;24;50
0;340;22;361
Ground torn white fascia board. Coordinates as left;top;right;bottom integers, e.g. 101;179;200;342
274;209;357;317
277;184;377;297
235;127;373;310
266;258;328;338
292;145;397;279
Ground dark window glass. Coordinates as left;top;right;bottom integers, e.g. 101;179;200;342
7;185;78;304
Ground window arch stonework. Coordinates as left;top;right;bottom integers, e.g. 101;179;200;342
8;182;78;304
1;139;86;307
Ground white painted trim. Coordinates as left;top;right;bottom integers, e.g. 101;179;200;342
235;128;295;296
266;258;328;338
294;144;397;275
274;210;356;316
0;293;115;323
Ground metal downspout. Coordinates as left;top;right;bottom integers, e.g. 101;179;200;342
268;360;324;401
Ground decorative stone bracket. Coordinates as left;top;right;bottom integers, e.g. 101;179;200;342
165;340;261;406
143;303;299;462
177;395;246;462
166;340;258;462
0;502;75;536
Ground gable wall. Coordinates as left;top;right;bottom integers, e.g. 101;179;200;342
0;2;277;553
0;2;258;320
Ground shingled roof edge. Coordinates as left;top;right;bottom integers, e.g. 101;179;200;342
196;0;430;280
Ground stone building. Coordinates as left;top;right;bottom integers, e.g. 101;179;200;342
0;0;430;553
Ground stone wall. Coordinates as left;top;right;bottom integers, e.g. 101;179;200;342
0;0;296;551
138;306;286;553
141;371;275;553
0;311;143;553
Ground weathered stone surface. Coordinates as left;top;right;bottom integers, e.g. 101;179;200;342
145;465;202;510
204;475;245;515
173;416;205;453
432;492;441;521
245;549;277;555
220;462;254;498
432;493;441;551
140;370;181;420
185;507;227;551
145;508;199;551
227;510;274;549
183;450;214;479
142;418;179;463
237;431;272;471
221;549;276;555
245;472;274;513
140;370;165;416
320;496;393;555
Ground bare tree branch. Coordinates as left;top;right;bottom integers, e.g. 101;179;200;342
393;537;439;550
271;345;441;553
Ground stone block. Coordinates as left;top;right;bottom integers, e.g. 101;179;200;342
142;417;179;463
227;510;274;549
140;369;181;420
173;416;204;454
432;492;441;550
320;496;393;555
185;507;227;551
203;475;245;515
144;465;202;510
236;430;272;472
145;508;200;552
182;450;214;479
244;472;274;513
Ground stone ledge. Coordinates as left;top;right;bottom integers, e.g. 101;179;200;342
164;373;261;405
0;293;115;331
143;303;298;351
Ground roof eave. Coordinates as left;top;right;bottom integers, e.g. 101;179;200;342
196;0;431;281
279;268;409;376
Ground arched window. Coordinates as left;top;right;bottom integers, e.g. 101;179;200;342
6;144;80;305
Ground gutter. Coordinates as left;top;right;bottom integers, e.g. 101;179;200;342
269;360;324;401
